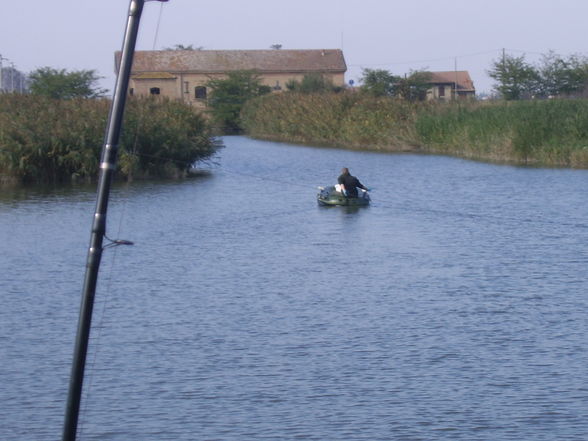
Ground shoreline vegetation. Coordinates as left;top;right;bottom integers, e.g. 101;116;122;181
0;94;219;185
241;93;588;169
2;91;588;187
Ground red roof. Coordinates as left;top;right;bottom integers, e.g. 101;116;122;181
116;49;347;74
429;71;475;92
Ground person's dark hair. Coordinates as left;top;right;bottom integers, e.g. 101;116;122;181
341;167;349;175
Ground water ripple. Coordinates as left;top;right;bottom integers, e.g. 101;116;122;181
1;136;587;440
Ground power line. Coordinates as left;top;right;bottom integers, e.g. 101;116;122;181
348;49;502;68
348;47;586;70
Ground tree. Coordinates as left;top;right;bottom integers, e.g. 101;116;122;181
360;68;400;97
489;51;588;99
536;51;588;98
28;67;107;99
270;44;282;50
395;70;432;101
285;73;338;93
488;54;539;100
360;68;431;100
206;70;271;132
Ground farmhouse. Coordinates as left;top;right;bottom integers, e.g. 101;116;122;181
115;49;347;108
427;71;476;100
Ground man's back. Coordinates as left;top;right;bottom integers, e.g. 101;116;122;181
338;173;363;198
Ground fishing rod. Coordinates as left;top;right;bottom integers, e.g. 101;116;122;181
62;1;169;441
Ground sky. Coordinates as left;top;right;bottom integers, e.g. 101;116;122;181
1;0;587;95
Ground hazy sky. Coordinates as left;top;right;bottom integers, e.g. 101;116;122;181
1;0;586;94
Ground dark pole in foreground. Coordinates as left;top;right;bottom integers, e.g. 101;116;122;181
62;1;167;440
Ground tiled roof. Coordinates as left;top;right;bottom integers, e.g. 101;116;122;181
429;71;475;92
117;49;347;74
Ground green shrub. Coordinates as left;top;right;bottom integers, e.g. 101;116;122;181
0;95;217;184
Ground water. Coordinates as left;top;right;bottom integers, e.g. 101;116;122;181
1;136;587;440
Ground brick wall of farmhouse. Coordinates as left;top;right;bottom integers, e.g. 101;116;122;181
130;71;346;108
131;78;178;98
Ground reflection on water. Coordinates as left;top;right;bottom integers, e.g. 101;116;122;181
1;136;587;441
0;182;96;204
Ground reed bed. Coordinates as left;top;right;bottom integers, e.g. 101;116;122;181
241;93;588;168
416;100;588;167
242;92;422;150
0;94;217;184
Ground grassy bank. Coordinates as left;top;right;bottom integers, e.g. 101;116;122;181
0;94;218;185
241;93;588;168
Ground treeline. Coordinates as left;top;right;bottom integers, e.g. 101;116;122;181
241;93;588;168
489;51;588;100
0;94;218;184
360;51;588;101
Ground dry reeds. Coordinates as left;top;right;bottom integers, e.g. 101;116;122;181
242;92;588;168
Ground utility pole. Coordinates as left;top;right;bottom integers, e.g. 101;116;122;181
10;62;15;92
454;57;458;101
0;54;6;92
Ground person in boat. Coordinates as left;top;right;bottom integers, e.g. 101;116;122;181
337;167;368;198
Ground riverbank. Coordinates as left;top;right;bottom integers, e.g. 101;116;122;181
0;94;218;185
241;93;588;168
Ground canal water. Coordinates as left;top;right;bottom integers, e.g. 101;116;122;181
1;136;587;440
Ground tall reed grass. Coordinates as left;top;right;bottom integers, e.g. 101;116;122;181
416;100;588;167
0;94;217;184
242;92;422;150
241;93;588;168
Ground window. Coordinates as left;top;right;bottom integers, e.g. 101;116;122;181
438;86;445;97
195;86;207;100
150;87;160;95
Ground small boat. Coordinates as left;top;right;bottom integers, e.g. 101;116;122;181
317;185;370;207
